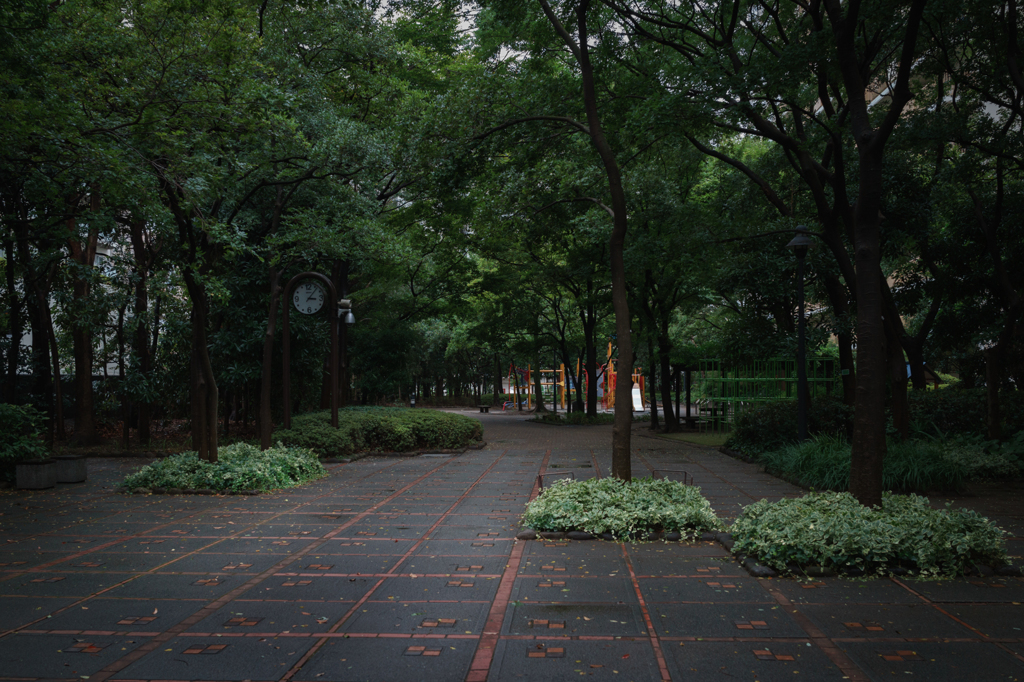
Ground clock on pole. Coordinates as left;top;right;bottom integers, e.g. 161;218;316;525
293;282;326;315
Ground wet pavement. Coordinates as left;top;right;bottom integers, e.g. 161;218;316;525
1;411;1022;681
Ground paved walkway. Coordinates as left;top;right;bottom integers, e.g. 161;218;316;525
1;412;1023;681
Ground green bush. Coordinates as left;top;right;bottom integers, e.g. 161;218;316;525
522;477;723;539
120;442;327;492
0;404;49;482
909;387;1024;438
725;397;852;456
730;491;1007;576
273;407;483;458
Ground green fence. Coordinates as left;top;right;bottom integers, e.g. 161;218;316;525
693;358;841;432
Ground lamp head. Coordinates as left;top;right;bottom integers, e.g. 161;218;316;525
786;225;814;258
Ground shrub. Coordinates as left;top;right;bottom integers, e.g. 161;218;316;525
730;491;1007;576
120;442;327;492
0;404;49;482
726;397;852;456
273;407;483;458
909;388;1024;438
521;477;723;539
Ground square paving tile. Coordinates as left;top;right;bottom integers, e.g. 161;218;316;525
413;539;514;555
505;603;646;636
0;633;146;679
910;577;1024;603
840;641;1024;680
395;555;507;575
372;575;501;601
799;603;977;639
289;553;405;574
944;603;1024;638
248;575;379;601
639;577;776;604
199;538;314;554
767;578;923;604
292;635;476;682
186;599;356;632
339;600;489;633
33;597;201;632
157;551;283;574
490;637;661;681
103;573;244;600
652;602;805;637
629;554;746;576
512;576;638;603
0;596;78;630
111;635;318;680
0;571;126;597
664;640;844;681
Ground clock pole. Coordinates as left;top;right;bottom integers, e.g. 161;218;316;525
281;272;339;430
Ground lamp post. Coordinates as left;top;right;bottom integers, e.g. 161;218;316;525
787;225;814;443
338;299;354;409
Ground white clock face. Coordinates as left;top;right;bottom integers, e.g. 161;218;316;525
293;282;326;315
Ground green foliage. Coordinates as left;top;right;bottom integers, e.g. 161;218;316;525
909;388;1024;438
0;404;49;482
731;492;1007;576
522;477;723;539
726;397;853;456
759;434;978;492
120;443;327;493
273;408;483;457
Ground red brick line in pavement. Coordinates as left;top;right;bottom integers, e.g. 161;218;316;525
465;448;552;682
0;458;415;640
87;456;459;682
621;544;673;681
759;580;871;681
278;447;514;682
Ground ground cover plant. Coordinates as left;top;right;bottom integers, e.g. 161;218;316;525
730;492;1008;576
273;407;482;458
120;442;327;492
521;477;723;539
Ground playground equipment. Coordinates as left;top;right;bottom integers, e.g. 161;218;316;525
599;342;646;411
504;361;589;410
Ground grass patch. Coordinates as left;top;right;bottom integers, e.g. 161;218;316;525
120;442;327;493
522;477;723;539
731;491;1008;576
662;431;731;447
274;407;483;458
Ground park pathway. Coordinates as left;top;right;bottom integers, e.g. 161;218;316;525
1;411;1023;681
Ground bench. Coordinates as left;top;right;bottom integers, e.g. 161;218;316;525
477;405;490;413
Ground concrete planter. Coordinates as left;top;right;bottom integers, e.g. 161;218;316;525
54;455;87;483
16;459;56;490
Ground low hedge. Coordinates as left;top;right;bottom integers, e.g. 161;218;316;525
726;397;853;456
909;387;1024;438
731;491;1007;576
522;477;723;539
120;442;327;492
0;404;49;482
273;407;483;458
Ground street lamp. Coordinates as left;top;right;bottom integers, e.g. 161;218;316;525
787;225;814;443
338;299;354;408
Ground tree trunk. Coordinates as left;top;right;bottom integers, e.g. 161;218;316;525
985;307;1021;440
647;339;659;430
4;238;21;404
848;154;888;506
67;216;100;445
538;0;633;478
658;321;679;432
260;268;282;450
584;295;598;417
822;274;857;405
128;220;154;445
533;355;547;412
184;271;218;461
494;354;502;405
